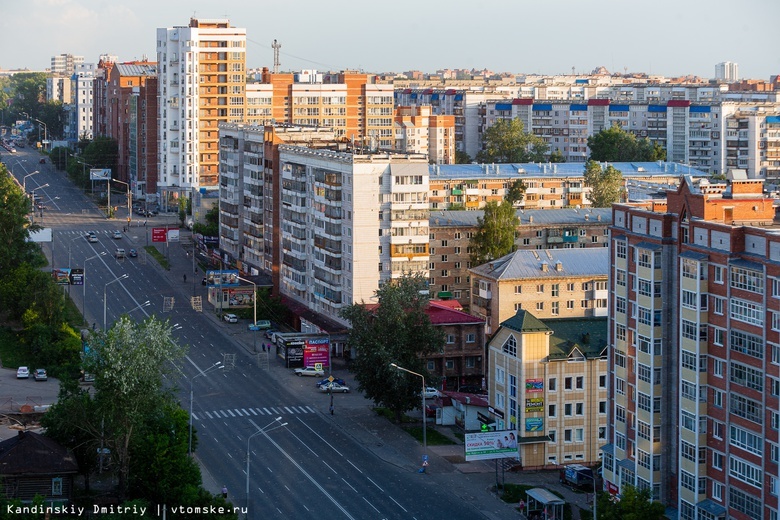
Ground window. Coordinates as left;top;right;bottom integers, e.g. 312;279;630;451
502;335;517;357
466;333;475;343
52;477;63;496
536;302;544;311
566;300;574;309
576;403;583;415
514;285;522;294
714;265;724;283
713;358;724;376
729;487;762;517
615;297;626;314
614;351;626;368
536;284;545;293
730;362;763;391
729;456;763;488
548;430;556;443
599;375;606;388
564;429;572;442
713;297;724;315
730;329;764;359
495;367;505;385
730;393;763;424
616;241;627;259
712;328;724;346
712;451;724;470
575;428;584;442
548;378;557;391
564;403;572;416
615;406;626;423
730;298;764;326
713;421;725;440
446;334;455;344
616;269;626;286
599;401;606;414
730;425;763;456
730;267;764;293
548;404;557;417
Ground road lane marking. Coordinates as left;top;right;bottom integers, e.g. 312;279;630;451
362;497;381;514
205;412;213;419
284;406;294;414
255;408;265;415
263;408;272;415
248;408;257;415
341;478;357;493
365;475;384;494
389;496;408;512
220;410;229;418
306;406;317;413
233;409;243;416
296;417;343;457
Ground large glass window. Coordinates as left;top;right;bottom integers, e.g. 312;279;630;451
730;267;764;294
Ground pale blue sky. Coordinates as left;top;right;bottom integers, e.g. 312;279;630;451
2;0;778;79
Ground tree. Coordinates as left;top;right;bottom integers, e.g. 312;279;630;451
49;146;70;170
469;201;519;265
476;118;549;163
597;485;665;520
583;160;624;208
455;150;472;164
45;316;188;500
504;179;527;206
588;124;666;162
340;274;445;423
549;149;566;163
0;167;40;273
193;205;219;237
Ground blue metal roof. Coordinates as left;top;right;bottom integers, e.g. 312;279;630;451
570;104;588;112
430;94;439;101
575;79;589;84
495;103;512;111
454;94;463;101
410;93;417;99
610;104;630;112
648;105;667;112
767;116;780;124
533;103;552;111
689;106;710;113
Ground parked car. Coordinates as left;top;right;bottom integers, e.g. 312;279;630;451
422;387;440;399
222;313;238;323
248;320;272;331
16;366;29;379
34;368;48;381
113;230;122;239
39;158;45;164
320;382;350;393
425;404;440;418
294;366;325;377
316;378;346;388
128;249;138;258
264;329;278;339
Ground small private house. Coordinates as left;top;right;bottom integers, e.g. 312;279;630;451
0;431;79;505
433;391;489;430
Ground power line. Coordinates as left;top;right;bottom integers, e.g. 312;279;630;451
246;37;336;71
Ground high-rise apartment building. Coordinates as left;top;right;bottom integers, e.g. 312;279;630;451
394;105;455;164
70;63;96;141
157;18;247;196
605;171;779;518
715;62;739;83
51;53;84;76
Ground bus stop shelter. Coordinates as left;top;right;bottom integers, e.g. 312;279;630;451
524;487;565;520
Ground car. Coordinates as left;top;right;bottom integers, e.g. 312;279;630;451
128;249;137;258
294;366;325;377
320;382;350;393
33;368;47;381
425;404;440;418
422;387;440;399
222;313;238;323
16;366;29;379
264;329;278;339
247;320;272;331
86;233;98;243
39;158;45;164
316;377;346;388
113;230;122;239
115;248;126;259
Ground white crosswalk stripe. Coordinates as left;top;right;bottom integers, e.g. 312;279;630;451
194;405;323;421
233;409;243;416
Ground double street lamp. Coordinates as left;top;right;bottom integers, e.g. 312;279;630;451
103;274;129;329
246;417;287;518
112;178;132;226
189;361;224;456
390;363;427;465
22;170;39;192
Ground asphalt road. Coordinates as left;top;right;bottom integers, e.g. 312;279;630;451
3;149;493;519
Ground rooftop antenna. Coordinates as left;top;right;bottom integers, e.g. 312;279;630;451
272;39;281;74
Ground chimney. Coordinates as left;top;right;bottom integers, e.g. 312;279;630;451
529;215;534;223
541;262;549;272
555;261;563;271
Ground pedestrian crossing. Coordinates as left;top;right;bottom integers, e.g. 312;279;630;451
193;405;318;421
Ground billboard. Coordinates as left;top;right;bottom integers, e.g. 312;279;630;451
70;268;84;286
525;378;544;393
167;229;180;242
52;268;71;285
303;337;330;368
205;270;239;287
152;227;167;243
464;430;519;461
89;168;112;180
225;287;254;306
525;418;544;432
525;397;544;413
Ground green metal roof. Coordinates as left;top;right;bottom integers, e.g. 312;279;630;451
500;310;551;334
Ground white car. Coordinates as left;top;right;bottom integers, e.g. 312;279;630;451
422;387;440;399
320;382;350;393
294;366;325;377
16;366;29;379
222;313;238;323
112;230;122;239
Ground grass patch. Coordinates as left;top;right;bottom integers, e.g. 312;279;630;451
403;426;456;446
144;246;170;270
453;431;465;442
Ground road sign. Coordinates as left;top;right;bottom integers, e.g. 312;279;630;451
328;375;334;383
315;363;323;372
422;454;429;462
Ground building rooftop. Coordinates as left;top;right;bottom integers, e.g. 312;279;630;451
114;63;157;76
500;310;551;334
428;161;707;180
546;317;608;359
430;208;612;228
470;248;609;281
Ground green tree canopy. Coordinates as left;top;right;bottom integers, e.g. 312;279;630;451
476;118;548;163
455;150;472;164
0;167;39;273
504;179;527;206
583;160;624;208
596;485;665;520
549;149;566;163
193;205;219;236
587;124;666;162
340;274;444;423
469;201;519;265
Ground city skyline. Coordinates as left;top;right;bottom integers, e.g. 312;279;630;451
2;0;779;80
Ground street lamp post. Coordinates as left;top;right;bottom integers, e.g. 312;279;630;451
237;276;257;352
112;179;132;227
103;274;129;329
246;417;287;518
189;361;224;456
390;363;427;465
123;300;151;318
22;170;39;192
32;118;48;149
82;252;106;325
29;184;49;224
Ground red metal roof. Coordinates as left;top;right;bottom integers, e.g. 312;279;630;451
513;98;533;105
588;99;610;106
667;100;691;107
445;89;457;95
422;89;433;95
440;391;490;407
402;89;412;94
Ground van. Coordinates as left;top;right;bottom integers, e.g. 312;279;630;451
115;248;126;258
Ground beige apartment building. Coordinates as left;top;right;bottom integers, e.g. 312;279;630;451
488;310;608;469
428;208;611;307
394;105;455;164
469;248;608;335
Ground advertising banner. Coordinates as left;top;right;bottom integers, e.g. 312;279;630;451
225;287;254;306
89;168;112;180
52;268;71;285
525;397;544;413
205;270;240;287
464;430;520;461
152;227;167;243
303;337;330;368
70;268;84;286
525;378;544;393
167;229;180;242
525;418;544;432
